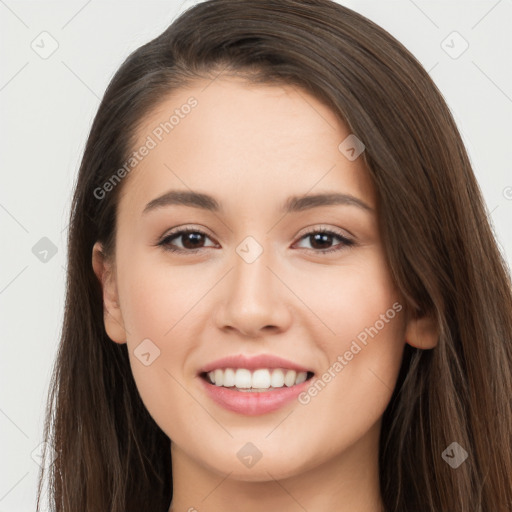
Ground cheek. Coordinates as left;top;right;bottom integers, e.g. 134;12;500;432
290;249;403;349
297;251;406;426
117;246;205;340
114;252;205;433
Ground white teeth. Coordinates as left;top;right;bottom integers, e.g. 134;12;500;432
284;370;297;387
271;369;285;388
234;368;252;388
223;368;236;387
214;368;224;387
251;369;271;389
205;368;309;390
295;371;307;384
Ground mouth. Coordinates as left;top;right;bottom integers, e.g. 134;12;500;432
197;353;316;415
200;368;315;392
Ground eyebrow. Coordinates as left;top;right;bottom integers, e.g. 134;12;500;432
142;189;373;215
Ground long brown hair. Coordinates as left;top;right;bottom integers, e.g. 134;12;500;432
36;1;512;510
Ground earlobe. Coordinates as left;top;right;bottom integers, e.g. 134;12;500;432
405;312;439;350
92;241;127;345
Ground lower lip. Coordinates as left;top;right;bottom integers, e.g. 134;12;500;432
199;375;313;415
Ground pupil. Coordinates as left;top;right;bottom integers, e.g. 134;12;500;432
184;232;204;249
311;233;331;249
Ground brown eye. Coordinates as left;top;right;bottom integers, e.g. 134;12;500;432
178;231;207;250
157;227;354;255
158;229;216;253
308;232;336;250
294;229;354;254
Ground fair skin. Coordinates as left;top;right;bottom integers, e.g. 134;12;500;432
92;76;437;512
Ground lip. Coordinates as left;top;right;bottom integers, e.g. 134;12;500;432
197;353;315;416
199;374;313;416
198;353;313;374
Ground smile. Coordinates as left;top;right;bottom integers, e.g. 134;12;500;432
202;367;314;391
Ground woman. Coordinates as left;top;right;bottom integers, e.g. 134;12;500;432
36;1;512;511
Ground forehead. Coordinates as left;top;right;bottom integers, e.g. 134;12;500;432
118;77;376;218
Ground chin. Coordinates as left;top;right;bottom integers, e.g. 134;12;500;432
200;448;311;482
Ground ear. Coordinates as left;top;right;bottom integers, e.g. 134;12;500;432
92;241;127;344
405;310;439;350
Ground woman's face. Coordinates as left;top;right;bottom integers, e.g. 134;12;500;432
94;76;410;481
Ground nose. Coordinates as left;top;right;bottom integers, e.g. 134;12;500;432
214;246;293;338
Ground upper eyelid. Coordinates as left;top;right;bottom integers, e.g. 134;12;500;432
162;225;215;242
163;223;353;239
295;223;354;239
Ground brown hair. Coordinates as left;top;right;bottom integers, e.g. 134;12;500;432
36;1;512;510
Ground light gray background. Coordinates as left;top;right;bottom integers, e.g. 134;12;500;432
1;1;511;510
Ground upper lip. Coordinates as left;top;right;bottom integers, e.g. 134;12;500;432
198;354;313;374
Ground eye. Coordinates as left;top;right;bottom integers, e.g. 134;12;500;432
156;226;355;255
294;227;355;254
157;227;217;253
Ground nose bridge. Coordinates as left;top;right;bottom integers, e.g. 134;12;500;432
231;234;275;304
216;233;291;335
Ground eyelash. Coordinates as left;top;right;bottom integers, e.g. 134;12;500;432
156;226;355;255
